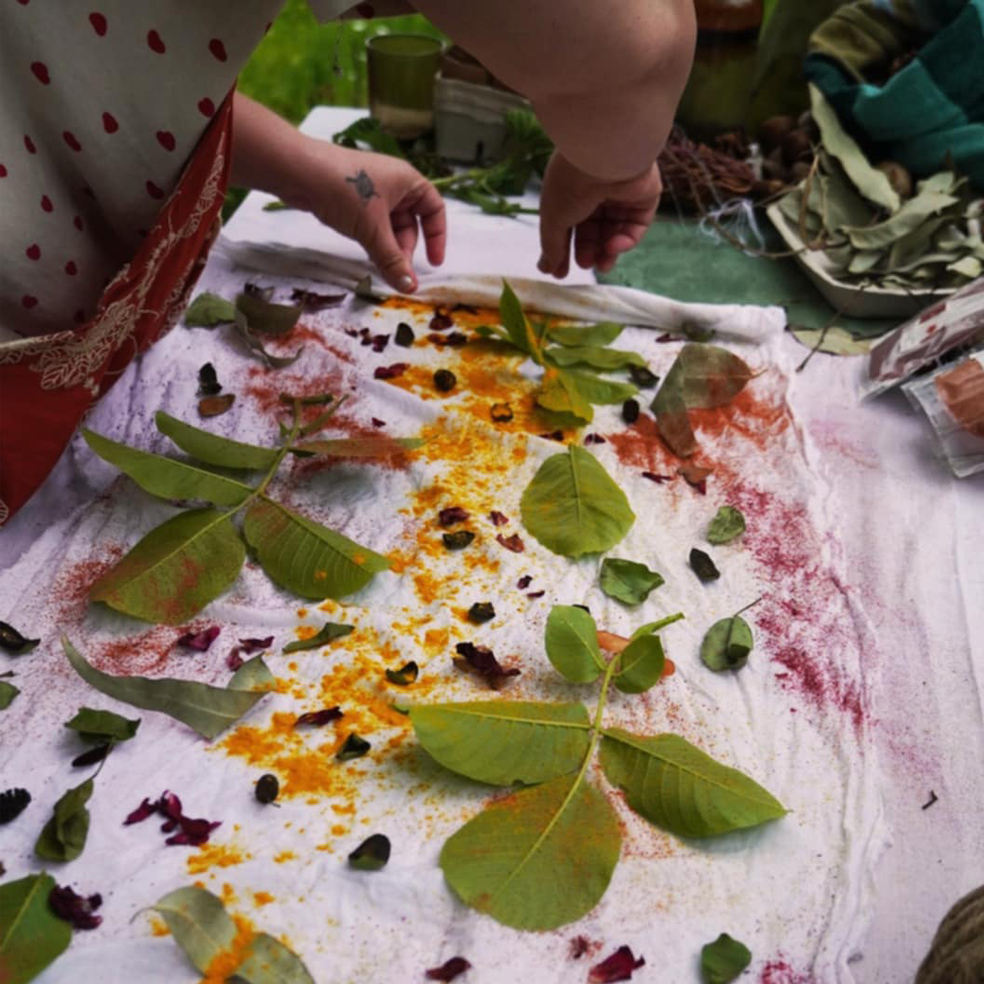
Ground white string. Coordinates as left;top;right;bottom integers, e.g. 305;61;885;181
698;197;766;251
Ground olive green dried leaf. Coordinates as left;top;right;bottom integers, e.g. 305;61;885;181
599;558;665;606
0;681;20;710
701;933;752;984
707;506;746;545
0;873;72;984
65;707;141;744
185;292;236;328
34;778;93;862
282;623;354;654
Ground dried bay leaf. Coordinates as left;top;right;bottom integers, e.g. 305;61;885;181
228;655;275;692
237;931;317;984
184;292;236;328
152;886;238;974
235;291;302;337
410;701;592;786
545;345;645;371
701;933;752;984
234;309;303;370
544;605;604;683
243;498;389;600
600;729;786;838
34;778;93;862
521;446;635;557
0;873;72;984
440;772;621;931
701;616;754;672
0;621;40;654
599;559;665;606
547;321;623;347
63;637;266;741
65;707;140;743
89;508;246;625
83;429;252;508
282;622;354;653
155;411;280;471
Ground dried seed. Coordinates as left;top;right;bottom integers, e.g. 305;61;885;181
348;832;391;871
0;787;31;824
443;530;475;550
628;365;659;388
622;399;640;424
434;369;457;392
197;362;222;396
71;744;111;768
490;402;513;422
255;773;279;804
336;733;371;761
467;602;495;624
385;661;419;686
690;548;720;582
395;322;415;347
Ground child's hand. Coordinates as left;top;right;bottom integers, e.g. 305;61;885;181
287;140;446;293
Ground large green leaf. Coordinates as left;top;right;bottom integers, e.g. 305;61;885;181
89;508;245;625
545;345;644;370
184;292;236;327
155;411;279;471
600;729;786;838
599;558;665;605
565;369;637;405
0;873;72;984
440;773;621;930
63;637;266;741
411;701;592;786
520;446;635;557
35;779;93;862
243;498;388;600
547;322;623;347
536;369;593;422
83;430;252;507
153;886;238;975
236;933;317;984
499;280;542;361
701;933;752;984
544;605;603;683
613;635;666;694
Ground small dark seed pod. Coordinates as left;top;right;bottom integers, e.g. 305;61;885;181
629;365;659;388
443;530;475;550
434;369;457;392
468;602;495;624
394;322;415;347
622;398;640;424
490;402;513;422
255;773;279;804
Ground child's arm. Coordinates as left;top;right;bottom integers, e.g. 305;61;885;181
230;93;446;291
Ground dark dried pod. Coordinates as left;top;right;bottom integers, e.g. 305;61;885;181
385;661;419;686
443;530;475;550
628;365;659;388
72;744;111;769
690;548;721;582
761;146;787;181
197;362;222;396
781;129;814;166
255;774;280;804
0;787;31;824
434;369;457;392
622;399;640;424
490;402;513;422
394;322;415;347
336;733;371;761
468;602;495;624
0;621;40;655
348;832;391;871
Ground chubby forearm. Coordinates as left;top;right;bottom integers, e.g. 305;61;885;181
411;0;695;181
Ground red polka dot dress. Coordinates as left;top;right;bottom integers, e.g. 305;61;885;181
0;1;349;340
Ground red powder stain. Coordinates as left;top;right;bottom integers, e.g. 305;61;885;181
89;625;186;676
242;364;351;417
608;415;676;472
720;472;868;735
51;548;125;622
688;383;791;452
760;958;816;984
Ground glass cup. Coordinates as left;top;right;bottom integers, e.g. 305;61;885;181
366;33;444;140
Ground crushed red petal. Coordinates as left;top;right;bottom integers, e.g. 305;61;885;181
344;328;359;338
526;590;546;599
374;363;408;380
692;479;707;495
175;626;220;651
588;946;646;983
488;510;509;527
584;433;607;445
570;935;591;959
496;533;525;553
517;575;533;589
158;791;183;821
124;797;156;825
453;642;521;690
371;334;389;352
425;957;471;981
239;636;274;653
429;310;454;332
641;472;671;483
290;287;346;311
227;650;245;671
49;885;103;930
295;706;344;727
165;816;221;847
125;791;219;847
538;430;565;441
371;417;386;428
655;332;676;343
438;506;470;527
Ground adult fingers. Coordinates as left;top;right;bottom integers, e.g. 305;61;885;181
356;208;417;293
410;181;447;267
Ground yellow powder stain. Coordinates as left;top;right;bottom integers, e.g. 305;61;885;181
424;627;450;651
149;916;170;937
186;842;250;875
274;850;295;864
317;598;338;612
198;913;254;984
331;802;356;816
253;891;275;907
296;608;308;617
330;824;348;836
294;624;317;641
220;883;237;906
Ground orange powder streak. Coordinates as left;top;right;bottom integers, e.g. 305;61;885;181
186;842;250;875
198;914;255;984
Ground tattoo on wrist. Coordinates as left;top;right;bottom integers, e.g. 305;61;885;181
346;169;379;205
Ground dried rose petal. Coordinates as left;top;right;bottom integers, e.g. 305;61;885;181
429;310;454;332
239;636;274;654
526;590;546;599
655;332;676;343
227;650;245;671
290;287;346;311
570;935;591;959
374;363;408;380
488;510;508;527
295;706;343;728
453;642;520;690
496;533;525;553
175;626;220;651
371;417;386;428
344;328;359;338
371;334;389;352
123;797;156;825
438;506;470;527
166;816;221;847
584;433;607;445
428;331;467;347
588;946;646;983
538;430;565;441
641;472;671;484
517;575;532;589
158;791;183;822
49;885;103;930
425;956;471;981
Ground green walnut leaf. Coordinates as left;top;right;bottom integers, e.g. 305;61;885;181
64;707;140;744
410;701;592;786
440;772;621;931
0;873;72;984
35;778;93;862
614;634;666;694
701;616;754;672
0;680;20;710
184;292;236;327
521;445;635;557
155;411;280;472
544;605;604;683
544;345;645;371
89;508;246;625
707;506;746;545
547;322;623;347
600;729;786;838
599;558;665;606
63;637;266;741
243;498;389;601
282;622;354;654
83;429;253;507
701;933;752;984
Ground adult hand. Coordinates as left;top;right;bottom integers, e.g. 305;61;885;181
537;152;662;278
289;141;446;293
